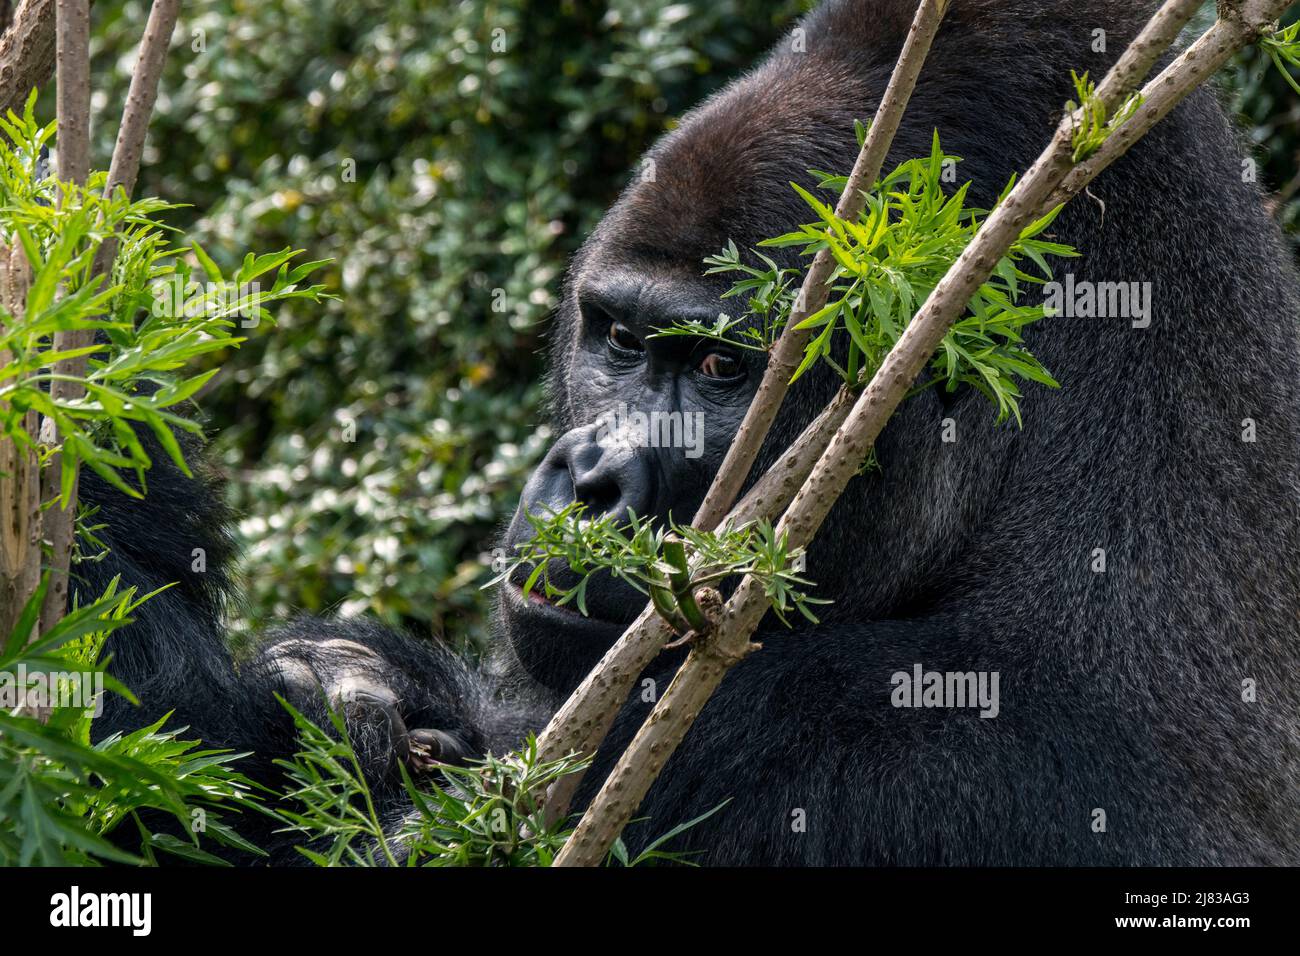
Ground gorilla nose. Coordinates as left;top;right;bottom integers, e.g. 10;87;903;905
522;423;658;525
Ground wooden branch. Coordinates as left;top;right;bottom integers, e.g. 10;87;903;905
690;0;951;532
39;0;180;634
1043;1;1276;214
534;0;952;831
37;0;90;635
535;386;855;823
103;0;177;200
0;0;55;119
0;242;37;640
54;0;88;186
552;0;1285;867
724;385;856;531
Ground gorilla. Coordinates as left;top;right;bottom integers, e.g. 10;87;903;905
80;0;1300;865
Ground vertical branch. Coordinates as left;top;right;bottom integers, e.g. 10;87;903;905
53;0;87;187
39;0;180;633
0;242;36;639
36;0;89;635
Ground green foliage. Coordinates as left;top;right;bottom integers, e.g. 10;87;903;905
0;578;263;865
274;701;722;866
495;502;824;633
0;94;329;503
1064;70;1143;163
671;134;1078;426
1261;17;1300;96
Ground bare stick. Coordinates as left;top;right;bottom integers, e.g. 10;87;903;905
0;0;55;118
102;0;178;201
691;0;951;532
1092;0;1203;105
53;0;87;187
39;0;180;633
554;0;1281;867
725;386;856;531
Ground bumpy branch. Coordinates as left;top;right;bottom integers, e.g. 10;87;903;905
37;0;91;635
534;0;952;819
552;0;1287;867
536;388;855;823
1043;0;1279;214
0;0;55;118
690;0;952;532
102;0;178;201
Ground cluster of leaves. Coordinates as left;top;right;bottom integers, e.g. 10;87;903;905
0;577;263;865
274;701;722;866
494;502;824;633
79;0;809;647
0;95;330;503
1063;70;1143;164
666;131;1078;426
1261;15;1300;95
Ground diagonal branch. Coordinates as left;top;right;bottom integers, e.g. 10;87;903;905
552;0;1285;868
690;0;951;533
1043;1;1274;214
534;0;952;816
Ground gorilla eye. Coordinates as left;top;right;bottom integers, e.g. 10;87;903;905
607;320;644;355
698;351;742;380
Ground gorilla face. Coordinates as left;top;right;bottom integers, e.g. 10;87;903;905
499;260;763;689
496;23;885;691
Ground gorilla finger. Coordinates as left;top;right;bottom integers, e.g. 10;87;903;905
332;676;411;765
406;728;471;772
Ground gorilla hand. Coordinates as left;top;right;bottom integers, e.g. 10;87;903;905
258;629;473;780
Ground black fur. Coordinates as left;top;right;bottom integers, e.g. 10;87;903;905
87;0;1300;865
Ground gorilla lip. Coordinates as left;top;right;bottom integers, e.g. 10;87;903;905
505;581;622;631
508;580;581;616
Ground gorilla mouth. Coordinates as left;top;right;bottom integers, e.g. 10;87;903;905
521;584;572;612
504;580;625;632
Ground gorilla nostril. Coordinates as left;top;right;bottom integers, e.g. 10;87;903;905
572;466;623;517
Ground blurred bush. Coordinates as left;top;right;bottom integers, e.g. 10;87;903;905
81;0;1296;649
